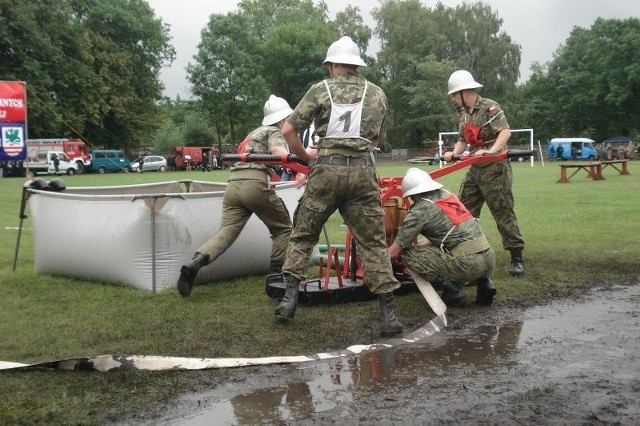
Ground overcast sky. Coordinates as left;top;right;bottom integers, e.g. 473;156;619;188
146;0;639;99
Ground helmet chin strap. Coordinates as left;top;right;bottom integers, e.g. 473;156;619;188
459;90;468;110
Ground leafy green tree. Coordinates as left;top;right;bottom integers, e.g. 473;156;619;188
523;18;640;141
188;12;267;144
238;0;328;40
402;57;458;146
431;2;520;99
333;5;372;57
0;0;174;153
180;110;217;147
508;64;561;143
189;0;343;144
152;98;213;155
0;0;91;138
373;0;437;81
260;22;335;104
153;121;184;156
240;0;337;106
372;0;439;148
70;0;175;152
548;19;640;139
373;0;520;148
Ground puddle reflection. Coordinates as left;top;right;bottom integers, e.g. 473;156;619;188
175;321;525;425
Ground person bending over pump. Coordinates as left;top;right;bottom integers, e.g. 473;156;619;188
388;168;497;307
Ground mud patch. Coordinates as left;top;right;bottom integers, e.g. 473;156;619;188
131;282;640;425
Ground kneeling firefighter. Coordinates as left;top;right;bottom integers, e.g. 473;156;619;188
388;168;497;307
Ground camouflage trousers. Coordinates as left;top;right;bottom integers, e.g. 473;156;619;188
400;245;495;284
197;178;292;263
282;162;400;294
459;160;524;251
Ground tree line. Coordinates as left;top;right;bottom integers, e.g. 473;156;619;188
0;0;174;153
2;0;638;156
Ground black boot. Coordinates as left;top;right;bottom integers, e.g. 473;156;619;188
265;260;284;299
475;277;497;306
509;250;525;277
269;260;284;274
274;275;300;319
441;279;465;307
177;253;209;297
431;276;448;291
379;292;403;337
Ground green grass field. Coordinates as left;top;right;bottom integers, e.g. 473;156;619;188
1;160;639;424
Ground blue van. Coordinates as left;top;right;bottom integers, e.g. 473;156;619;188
89;149;131;173
548;138;597;161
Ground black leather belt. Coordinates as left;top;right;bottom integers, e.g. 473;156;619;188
312;156;372;166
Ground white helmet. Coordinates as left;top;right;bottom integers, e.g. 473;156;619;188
262;95;293;126
323;36;367;67
401;167;443;197
447;70;483;95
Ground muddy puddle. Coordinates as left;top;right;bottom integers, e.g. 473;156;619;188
148;283;640;425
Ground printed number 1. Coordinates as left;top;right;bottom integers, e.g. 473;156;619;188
339;111;351;132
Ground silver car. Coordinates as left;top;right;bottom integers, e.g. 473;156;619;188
131;155;167;172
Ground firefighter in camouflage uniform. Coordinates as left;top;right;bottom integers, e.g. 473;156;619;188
442;70;525;277
275;35;404;337
176;95;293;297
388;168;497;307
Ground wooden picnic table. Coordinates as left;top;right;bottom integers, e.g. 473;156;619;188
600;159;630;176
557;162;604;183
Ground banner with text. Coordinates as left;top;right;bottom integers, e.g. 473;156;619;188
0;81;27;161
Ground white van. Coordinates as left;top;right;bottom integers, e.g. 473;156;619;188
29;151;79;175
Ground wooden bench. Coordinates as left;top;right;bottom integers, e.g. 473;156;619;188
600;159;630;176
557;162;604;183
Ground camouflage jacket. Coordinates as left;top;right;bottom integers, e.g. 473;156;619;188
232;125;287;173
287;71;388;152
457;95;510;152
394;190;486;253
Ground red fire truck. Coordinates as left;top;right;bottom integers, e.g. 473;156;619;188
27;138;92;173
172;146;219;170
